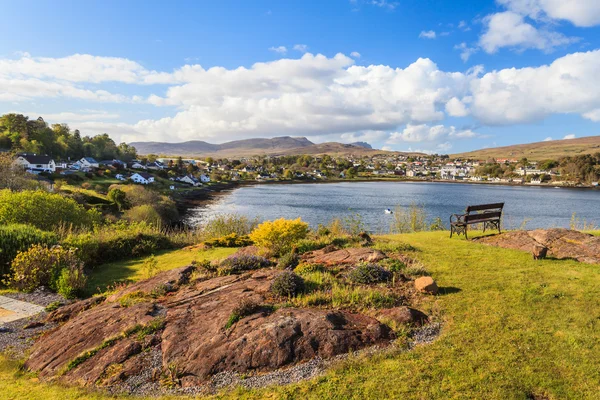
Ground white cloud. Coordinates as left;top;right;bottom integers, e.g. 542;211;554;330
563;133;576;139
293;44;309;53
369;0;398;10
470;50;600;125
583;108;600;122
4;49;600;145
18;111;120;122
445;97;470;117
387;124;478;144
419;30;437;39
350;51;361;58
497;0;600;27
269;46;288;54
454;43;478;62
458;20;471;31
544;136;553;141
479;11;578;53
0;53;175;85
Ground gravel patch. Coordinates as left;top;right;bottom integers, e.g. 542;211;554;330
0;312;56;358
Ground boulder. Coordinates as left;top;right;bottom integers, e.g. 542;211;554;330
532;244;548;260
377;306;428;326
414;276;438;295
476;229;600;264
302;247;387;266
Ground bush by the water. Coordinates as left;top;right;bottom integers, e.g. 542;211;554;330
271;271;305;297
198;214;259;240
0;189;101;231
9;245;86;298
249;218;309;255
0;224;59;277
203;233;253;248
218;254;271;275
347;263;392;284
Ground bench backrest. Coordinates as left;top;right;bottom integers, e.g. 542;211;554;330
464;211;502;224
465;203;504;214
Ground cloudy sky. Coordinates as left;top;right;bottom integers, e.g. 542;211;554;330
1;0;600;153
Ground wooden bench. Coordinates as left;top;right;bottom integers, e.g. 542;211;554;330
450;203;504;239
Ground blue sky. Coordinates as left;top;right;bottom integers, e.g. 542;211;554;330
1;0;600;153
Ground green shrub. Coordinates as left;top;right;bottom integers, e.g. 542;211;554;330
10;245;85;295
203;233;253;248
372;241;417;253
218;254;271;275
378;258;407;272
0;189;101;231
347;263;392;284
199;214;259;240
124;205;162;226
0;224;59;277
61;233;99;268
271;271;305;298
295;238;330;254
331;285;398;309
61;223;174;268
55;264;87;299
389;203;428;233
249;218;310;255
277;252;299;270
141;255;158;279
294;263;326;275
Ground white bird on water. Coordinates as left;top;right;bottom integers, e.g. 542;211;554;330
384;208;393;214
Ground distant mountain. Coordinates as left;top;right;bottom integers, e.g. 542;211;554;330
349;142;372;149
129;136;391;157
451;135;600;161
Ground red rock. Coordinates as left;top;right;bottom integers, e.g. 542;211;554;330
302;248;387;266
106;265;193;302
377;307;429;326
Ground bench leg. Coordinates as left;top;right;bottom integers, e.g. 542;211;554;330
465;226;468;240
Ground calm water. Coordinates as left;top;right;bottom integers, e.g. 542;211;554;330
186;182;600;232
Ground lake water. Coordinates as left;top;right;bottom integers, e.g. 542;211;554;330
186;182;600;232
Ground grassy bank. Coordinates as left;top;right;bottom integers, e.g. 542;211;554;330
2;231;600;399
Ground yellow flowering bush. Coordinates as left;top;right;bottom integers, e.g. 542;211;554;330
249;218;309;255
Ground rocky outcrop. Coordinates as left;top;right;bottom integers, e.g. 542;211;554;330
476;229;600;264
302;248;387;266
25;266;401;389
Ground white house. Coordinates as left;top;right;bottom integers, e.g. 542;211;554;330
115;174;126;181
76;157;99;169
178;175;202;187
200;174;211;183
131;162;146;169
130;172;155;184
15;154;56;172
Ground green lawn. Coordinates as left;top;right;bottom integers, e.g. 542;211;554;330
2;232;600;399
84;247;237;296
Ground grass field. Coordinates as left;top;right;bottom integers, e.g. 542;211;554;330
451;135;600;161
2;232;599;399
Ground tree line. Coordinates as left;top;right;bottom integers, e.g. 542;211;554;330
0;113;137;161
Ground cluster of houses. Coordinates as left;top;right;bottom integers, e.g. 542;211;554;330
12;153;212;187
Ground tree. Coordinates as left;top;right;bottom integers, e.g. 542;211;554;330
0;153;37;191
107;188;128;211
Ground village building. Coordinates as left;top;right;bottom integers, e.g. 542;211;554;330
15;154;56;173
130;172;155;184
